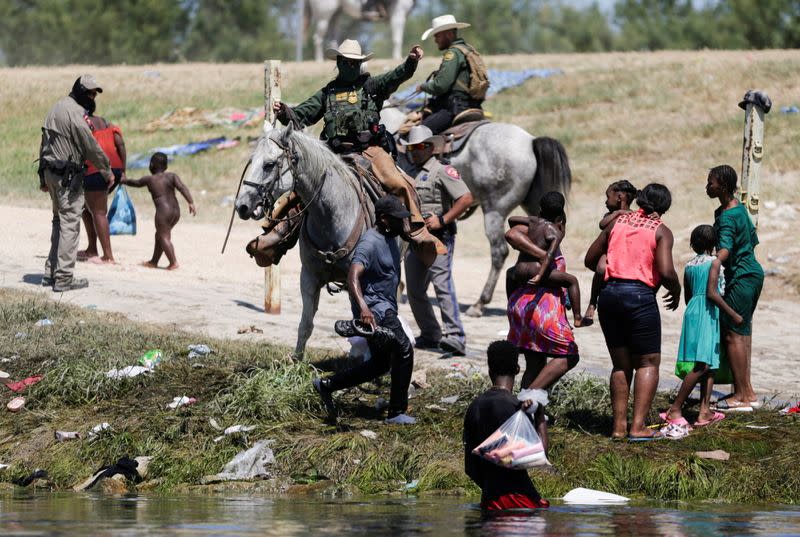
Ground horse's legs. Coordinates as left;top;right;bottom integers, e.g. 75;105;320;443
295;267;323;359
466;210;509;317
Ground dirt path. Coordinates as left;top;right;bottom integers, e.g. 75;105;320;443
2;205;798;399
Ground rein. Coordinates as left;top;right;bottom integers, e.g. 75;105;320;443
221;158;251;254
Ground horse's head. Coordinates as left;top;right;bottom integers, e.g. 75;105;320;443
235;123;297;220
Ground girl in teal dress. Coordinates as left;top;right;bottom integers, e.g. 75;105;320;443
662;225;725;427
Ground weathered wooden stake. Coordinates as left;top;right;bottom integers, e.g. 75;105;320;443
740;93;768;228
264;60;282;314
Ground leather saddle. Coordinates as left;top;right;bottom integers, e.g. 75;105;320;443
440;118;491;156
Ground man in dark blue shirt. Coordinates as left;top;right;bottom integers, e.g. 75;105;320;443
463;341;550;511
313;196;416;425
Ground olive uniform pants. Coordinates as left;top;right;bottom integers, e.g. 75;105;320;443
44;169;84;286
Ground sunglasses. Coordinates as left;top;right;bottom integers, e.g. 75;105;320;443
407;143;432;151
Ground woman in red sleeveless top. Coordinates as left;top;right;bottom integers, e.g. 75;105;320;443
585;184;681;440
78;114;126;263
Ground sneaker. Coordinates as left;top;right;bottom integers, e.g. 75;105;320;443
439;336;466;356
41;276;54;287
53;278;88;292
334;320;360;338
414;337;441;351
385;413;416;425
312;378;337;418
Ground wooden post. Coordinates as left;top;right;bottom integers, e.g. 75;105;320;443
740;92;768;228
264;60;282;314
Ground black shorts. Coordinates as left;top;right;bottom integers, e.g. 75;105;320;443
84;168;122;192
598;279;660;356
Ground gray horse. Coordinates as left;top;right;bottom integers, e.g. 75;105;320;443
235;123;371;358
381;107;572;316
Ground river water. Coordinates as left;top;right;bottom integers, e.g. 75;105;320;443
2;493;800;536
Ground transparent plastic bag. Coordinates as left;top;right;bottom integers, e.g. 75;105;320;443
472;410;551;469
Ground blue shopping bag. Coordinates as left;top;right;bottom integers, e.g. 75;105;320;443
108;186;137;235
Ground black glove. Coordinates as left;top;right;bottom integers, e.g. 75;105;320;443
739;90;772;114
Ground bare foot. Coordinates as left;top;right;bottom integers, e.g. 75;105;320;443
141;261;158;269
88;256;115;265
166;263;180;270
77;249;97;260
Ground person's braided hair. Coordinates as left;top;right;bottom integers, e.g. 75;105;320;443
635;183;672;215
709;164;738;196
609;179;638;205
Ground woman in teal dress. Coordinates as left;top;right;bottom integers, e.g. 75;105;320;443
705;164;764;412
662;225;725;428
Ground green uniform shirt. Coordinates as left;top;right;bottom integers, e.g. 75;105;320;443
714;202;764;284
40;96;110;172
420;38;471;100
286;57;418;142
414;156;470;233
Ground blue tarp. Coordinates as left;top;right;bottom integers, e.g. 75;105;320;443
128;136;228;169
390;68;563;108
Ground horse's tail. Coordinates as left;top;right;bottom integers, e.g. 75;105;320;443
525;137;572;214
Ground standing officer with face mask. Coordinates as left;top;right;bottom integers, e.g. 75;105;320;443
401;126;474;356
39;75;113;292
273;39;445;261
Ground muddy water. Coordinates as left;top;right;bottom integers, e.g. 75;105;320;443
2;493;800;536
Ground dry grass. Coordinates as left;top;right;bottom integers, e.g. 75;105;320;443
2;51;799;291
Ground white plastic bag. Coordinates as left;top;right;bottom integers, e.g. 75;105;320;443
472;410;550;468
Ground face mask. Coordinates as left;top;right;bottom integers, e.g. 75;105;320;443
69;78;96;115
337;58;362;84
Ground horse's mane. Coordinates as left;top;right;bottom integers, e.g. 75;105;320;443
272;128;356;189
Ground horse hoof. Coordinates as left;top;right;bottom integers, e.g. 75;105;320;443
465;304;483;318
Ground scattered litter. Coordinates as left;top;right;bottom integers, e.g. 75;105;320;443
6;376;43;393
780;105;799;114
34;318;53;328
745;425;770;429
209;418;223;431
206;439;274;482
780;404;800;415
1;355;19;363
0;370;8;379
764;200;777;209
106;365;151;379
214;424;256;443
0;463;8;471
360;430;378;440
410;371;429;390
14;332;27;339
518;388;549;415
168;396;197;409
445;372;465;379
695;449;730;461
54;431;81;442
563;487;629;504
7;397;25;412
237;325;264;334
85;304;98;310
375;397;389;410
87;423;112;442
407;384;417;399
660;422;691;440
13;469;47;487
138;350;163;369
144;107;264;132
191;363;205;369
78;456;143;491
425;404;446;412
404;479;420;490
440;395;459;405
128;137;234;169
187;344;213;359
391;68;563;108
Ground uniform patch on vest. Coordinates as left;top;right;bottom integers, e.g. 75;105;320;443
420;173;429;182
347;91;359;104
444;166;460;179
335;92;349;102
443;51;455;61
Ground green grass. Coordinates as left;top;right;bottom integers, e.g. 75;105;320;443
1;289;799;502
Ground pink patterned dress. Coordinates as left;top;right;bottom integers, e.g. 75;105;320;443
507;254;579;356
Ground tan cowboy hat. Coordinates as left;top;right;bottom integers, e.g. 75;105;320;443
421;14;471;40
324;39;374;61
400;125;440;146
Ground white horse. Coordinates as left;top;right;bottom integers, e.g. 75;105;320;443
381;107;572;316
306;0;415;61
235;123;371;358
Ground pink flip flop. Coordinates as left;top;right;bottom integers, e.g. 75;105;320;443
659;412;690;427
694;411;725;427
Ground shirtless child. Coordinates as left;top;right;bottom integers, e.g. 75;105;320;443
505;191;587;327
122;152;196;270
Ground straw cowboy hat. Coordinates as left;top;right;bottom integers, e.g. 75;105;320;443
421;14;471;40
324;39;374;61
400;125;444;149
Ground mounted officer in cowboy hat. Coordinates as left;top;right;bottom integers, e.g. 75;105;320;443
271;39;446;258
417;14;489;135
